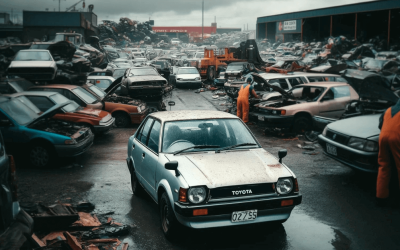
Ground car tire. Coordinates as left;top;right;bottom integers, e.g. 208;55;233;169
28;142;55;168
113;112;130;128
160;192;181;240
131;170;145;196
293;116;312;134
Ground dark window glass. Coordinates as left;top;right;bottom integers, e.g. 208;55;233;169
270;79;289;90
26;96;54;112
147;121;161;153
288;77;304;87
138;118;154;144
308;77;325;82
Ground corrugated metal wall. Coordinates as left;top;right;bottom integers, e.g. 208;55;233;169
23;11;81;27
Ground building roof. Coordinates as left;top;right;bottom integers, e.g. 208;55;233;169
257;0;400;23
150;110;237;122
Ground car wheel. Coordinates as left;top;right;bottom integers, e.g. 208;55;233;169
293;116;312;134
29;143;55;168
131;170;145;196
113;112;130;128
160;192;180;240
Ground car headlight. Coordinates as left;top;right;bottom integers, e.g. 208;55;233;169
276;178;293;195
188;187;207;204
195;77;201;81
64;139;77;145
347;137;366;151
322;126;328;136
137;107;141;113
364;140;378;152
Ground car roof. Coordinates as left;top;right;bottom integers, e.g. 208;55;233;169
87;76;115;81
30;84;78;90
297;82;349;88
8;91;59;98
150;110;238;122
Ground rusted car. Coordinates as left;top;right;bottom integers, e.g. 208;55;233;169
264;59;305;74
9;91;115;133
29;84;148;127
250;82;359;133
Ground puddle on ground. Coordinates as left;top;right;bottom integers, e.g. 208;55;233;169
284;208;351;250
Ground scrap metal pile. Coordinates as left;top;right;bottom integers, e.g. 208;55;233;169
99;18;161;46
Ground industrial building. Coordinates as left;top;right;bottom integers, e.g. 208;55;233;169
217;28;242;34
256;0;400;46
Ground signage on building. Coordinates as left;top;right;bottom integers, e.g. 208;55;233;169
276;19;301;33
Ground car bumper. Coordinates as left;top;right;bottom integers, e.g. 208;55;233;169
130;109;149;124
0;206;34;250
174;194;302;229
175;80;202;88
318;134;378;173
54;132;94;157
250;112;294;129
94;117;115;133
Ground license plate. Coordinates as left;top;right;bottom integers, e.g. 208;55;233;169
326;144;337;156
231;210;257;223
258;116;265;121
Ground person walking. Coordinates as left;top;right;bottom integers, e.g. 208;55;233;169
376;100;400;206
237;77;259;123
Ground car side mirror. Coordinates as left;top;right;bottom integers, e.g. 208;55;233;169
278;149;287;163
165;161;180;176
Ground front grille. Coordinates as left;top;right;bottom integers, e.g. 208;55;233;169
131;81;164;86
326;130;349;145
210;183;275;200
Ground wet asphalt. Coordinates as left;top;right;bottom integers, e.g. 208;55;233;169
17;88;400;250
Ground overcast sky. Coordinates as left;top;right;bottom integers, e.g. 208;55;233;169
1;0;377;29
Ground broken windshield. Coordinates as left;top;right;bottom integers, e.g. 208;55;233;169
162;118;258;153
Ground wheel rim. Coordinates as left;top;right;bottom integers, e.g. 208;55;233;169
30;146;49;167
161;202;169;233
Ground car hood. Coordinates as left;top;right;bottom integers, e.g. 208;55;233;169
165;148;293;188
75;107;103;117
176;74;199;78
9;61;56;68
327;114;381;139
104;76;123;97
28;101;72;128
251;72;290;99
127;75;166;81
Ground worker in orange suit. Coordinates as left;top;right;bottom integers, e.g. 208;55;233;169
376;100;400;206
237;77;259;123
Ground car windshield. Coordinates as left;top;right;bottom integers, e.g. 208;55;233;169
49;93;80;112
113;69;127;78
288;86;325;102
89;85;106;98
30;44;51;49
0;97;39;125
162;118;258;153
364;59;386;70
14;51;52;61
177;68;198;74
131;68;158;76
227;64;244;71
72;87;98;104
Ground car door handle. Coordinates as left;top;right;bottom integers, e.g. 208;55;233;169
142;153;145;158
132;144;135;149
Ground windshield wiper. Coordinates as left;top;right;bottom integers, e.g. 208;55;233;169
218;143;257;152
173;145;220;155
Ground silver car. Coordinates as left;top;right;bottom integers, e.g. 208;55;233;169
171;67;202;88
126;110;302;239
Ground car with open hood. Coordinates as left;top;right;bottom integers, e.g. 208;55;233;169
29;83;148;128
127;110;301;239
0;96;94;168
250;82;359;133
7;50;57;81
8;91;115;133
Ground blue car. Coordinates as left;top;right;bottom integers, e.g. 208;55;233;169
0;95;94;168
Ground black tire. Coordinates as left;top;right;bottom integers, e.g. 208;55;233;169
113;112;130;128
293;116;312;134
28;142;55;168
160;192;181;240
131;169;145;196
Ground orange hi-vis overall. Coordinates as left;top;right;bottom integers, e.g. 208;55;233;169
237;84;251;123
376;107;400;199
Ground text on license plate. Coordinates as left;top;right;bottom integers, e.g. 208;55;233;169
258;116;265;121
326;143;337;156
231;210;257;223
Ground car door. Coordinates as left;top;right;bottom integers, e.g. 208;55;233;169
318;86;352;119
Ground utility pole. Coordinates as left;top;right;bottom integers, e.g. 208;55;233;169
53;0;66;12
202;0;204;42
247;23;248;31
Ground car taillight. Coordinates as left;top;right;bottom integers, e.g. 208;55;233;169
179;188;188;202
9;155;18;201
